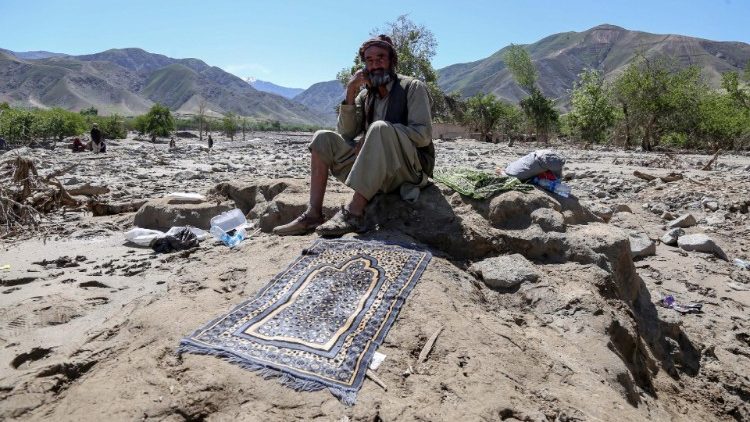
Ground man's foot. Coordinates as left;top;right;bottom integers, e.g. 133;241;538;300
315;207;366;237
272;212;324;236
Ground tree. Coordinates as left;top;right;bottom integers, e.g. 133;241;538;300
336;15;445;117
79;106;98;117
613;55;706;151
722;70;750;111
504;44;537;91
144;104;174;142
567;69;617;144
460;94;521;143
503;44;558;142
222;112;238;141
100;113;126;139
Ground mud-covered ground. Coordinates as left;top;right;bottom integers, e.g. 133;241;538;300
1;132;749;421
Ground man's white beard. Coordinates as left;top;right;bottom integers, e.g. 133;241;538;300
369;69;393;88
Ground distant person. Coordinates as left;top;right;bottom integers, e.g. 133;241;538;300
207;134;214;150
72;137;85;152
90;123;103;153
273;34;434;237
169;136;176;149
0;137;6;150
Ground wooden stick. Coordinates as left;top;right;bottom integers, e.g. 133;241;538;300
418;325;444;363
701;149;722;171
366;369;387;391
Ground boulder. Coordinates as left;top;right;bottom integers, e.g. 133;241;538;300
468;254;540;289
487;190;560;229
530;208;565;232
660;228;685;246
133;197;232;231
629;232;656;259
678;234;728;260
667;214;697;229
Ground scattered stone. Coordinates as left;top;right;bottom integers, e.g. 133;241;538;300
677;234;728;260
530;208;565;232
468;254;540;289
660;228;685;246
613;204;632;214
667;214;697;229
660;211;675;221
629;232;656;259
133;197;232;230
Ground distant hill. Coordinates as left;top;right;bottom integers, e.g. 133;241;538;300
0;47;333;126
249;79;304;99
437;24;750;109
0;49;68;60
293;80;344;123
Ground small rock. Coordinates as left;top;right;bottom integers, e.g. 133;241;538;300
468;254;540;289
660;228;685;246
629;232;656;259
678;234;728;260
613;204;632;214
667;213;697;229
661;211;675;221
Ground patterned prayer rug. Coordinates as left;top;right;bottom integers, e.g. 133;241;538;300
179;239;431;404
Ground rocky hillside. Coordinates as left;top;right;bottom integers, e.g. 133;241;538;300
292;80;344;122
437;24;750;108
0;48;333;126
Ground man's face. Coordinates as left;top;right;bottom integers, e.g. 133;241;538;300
364;45;393;88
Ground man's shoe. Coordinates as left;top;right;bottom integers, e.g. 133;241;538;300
315;207;366;237
272;213;324;236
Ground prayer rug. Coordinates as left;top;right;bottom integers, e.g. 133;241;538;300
179;239;431;404
433;167;533;199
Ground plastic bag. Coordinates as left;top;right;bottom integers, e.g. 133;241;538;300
124;228;164;246
151;227;199;253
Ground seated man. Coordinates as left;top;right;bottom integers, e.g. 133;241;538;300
273;34;434;237
90;123;103;153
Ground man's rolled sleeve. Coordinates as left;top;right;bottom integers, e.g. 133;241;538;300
336;93;365;141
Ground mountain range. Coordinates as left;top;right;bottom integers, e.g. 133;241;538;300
2;24;748;125
0;48;334;126
248;78;304;99
437;24;750;107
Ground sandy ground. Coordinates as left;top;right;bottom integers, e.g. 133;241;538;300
1;132;749;421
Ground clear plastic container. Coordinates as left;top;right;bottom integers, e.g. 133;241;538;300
210;225;246;248
210;208;247;232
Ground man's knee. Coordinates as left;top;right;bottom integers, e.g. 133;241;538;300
364;121;396;147
309;130;338;154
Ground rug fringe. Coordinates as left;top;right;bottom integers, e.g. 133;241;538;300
177;341;358;404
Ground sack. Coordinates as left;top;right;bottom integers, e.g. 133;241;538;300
504;150;565;181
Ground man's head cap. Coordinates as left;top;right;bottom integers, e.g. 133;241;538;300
359;34;398;68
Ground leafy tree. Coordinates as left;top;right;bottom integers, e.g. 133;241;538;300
504;44;537;91
503;44;558;142
721;70;750;111
79;106;98;117
567;69;617;144
99;113;126;139
222;112;238;141
0;108;35;143
613;55;705;151
695;91;750;150
38;108;86;143
144;104;174;142
460;94;522;143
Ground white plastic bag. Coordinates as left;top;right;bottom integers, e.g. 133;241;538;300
124;228;164;246
166;192;206;201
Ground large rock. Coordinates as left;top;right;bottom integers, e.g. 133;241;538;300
468;254;540;289
133;197;232;231
678;234;728;260
667;213;697;229
629;232;656;259
530;208;565;232
487;190;559;229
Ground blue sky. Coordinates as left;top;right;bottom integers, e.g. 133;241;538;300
1;0;748;89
